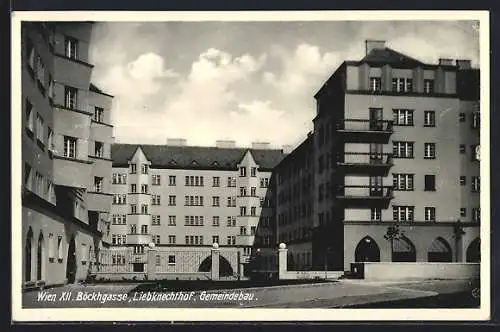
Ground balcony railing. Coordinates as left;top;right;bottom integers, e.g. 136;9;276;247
336;153;394;175
336;120;393;143
336;185;394;208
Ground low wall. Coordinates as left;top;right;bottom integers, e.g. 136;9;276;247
92;272;212;281
280;270;344;280
154;272;211;280
94;272;147;281
362;263;480;281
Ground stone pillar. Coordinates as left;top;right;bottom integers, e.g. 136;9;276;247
146;246;157;280
211;243;220;281
278;243;288;280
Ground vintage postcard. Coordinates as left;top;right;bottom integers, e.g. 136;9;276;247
11;10;490;322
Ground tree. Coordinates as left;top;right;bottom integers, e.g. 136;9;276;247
384;225;405;262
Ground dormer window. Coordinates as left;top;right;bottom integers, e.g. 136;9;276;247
370;77;381;92
392;78;413;93
424;79;435;94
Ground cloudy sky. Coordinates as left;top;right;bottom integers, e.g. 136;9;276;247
89;20;479;149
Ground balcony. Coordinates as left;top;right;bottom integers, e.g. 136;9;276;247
52;155;92;188
336;185;393;208
336;120;393;143
237;234;256;246
337;153;393;176
87;191;113;212
127;233;152;245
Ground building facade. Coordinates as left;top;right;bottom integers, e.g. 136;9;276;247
275;40;481;271
107;141;284;277
22;22;114;289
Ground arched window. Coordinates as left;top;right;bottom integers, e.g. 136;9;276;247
355;236;381;262
428;237;452;262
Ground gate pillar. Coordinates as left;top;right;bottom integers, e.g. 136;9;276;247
211;243;220;280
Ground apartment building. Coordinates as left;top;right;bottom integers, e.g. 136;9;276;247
275;40;481;271
22;22;114;289
108;140;284;277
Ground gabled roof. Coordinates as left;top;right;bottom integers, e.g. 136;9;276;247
359;47;426;67
111;144;287;170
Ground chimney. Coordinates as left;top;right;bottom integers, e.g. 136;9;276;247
166;138;187;146
215;140;236;148
456;59;472;70
365;40;386;55
282;145;293;154
439;58;454;66
252;142;270;150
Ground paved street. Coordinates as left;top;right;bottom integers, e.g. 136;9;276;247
22;279;477;308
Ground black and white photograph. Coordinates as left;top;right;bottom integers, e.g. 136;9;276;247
11;11;490;321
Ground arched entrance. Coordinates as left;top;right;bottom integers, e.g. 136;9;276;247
466;238;480;263
355;236;380;262
427;237;452;262
25;228;33;282
392;236;416;262
198;255;234;277
37;232;45;280
66;236;77;283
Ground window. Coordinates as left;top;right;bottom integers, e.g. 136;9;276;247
63;136;77;158
141;184;148;194
251;187;256;196
168;255;176;265
65;37;78;59
168;235;176;244
152;195;161;205
460;208;467;217
141;164;149;174
94;141;103;158
393;109;414;126
57;236;63;260
239;167;247;177
392;77;413;92
471;145;480;161
152;235;160;244
212;196;220;207
425;207;436;222
48;233;54;259
169;195;176;206
472;208;480;223
472;112;480;129
240;206;247;216
168;215;176;226
34;172;44;197
425;175;436;191
251;167;257;177
227;216;236;227
460;176;467;186
240;187;247;197
212;236;219;244
424;79;434;94
458;113;467;123
152;174;161;185
212;216;220;226
251;207;256;216
141;225;148;234
393;174;414;191
226;236;236;245
227;177;236;187
459;144;466;154
393;141;414;158
130;204;137;214
424;111;436;127
36;114;44;142
130;184;137;193
393;206;415;222
64;86;78;109
251;226;257;235
472;176;480;192
152;215;161;225
371;208;382;221
94;177;103;193
370;77;381;92
213;176;220;187
94;107;104;122
141;204;148;214
35;54;46;88
240;226;247;235
25;99;34;132
424;143;436;159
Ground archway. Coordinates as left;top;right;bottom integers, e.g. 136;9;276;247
198;255;234;277
466;238;480;263
355;236;380;262
37;232;45;280
428;237;452;262
392;236;416;262
66;236;77;283
25;228;33;282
